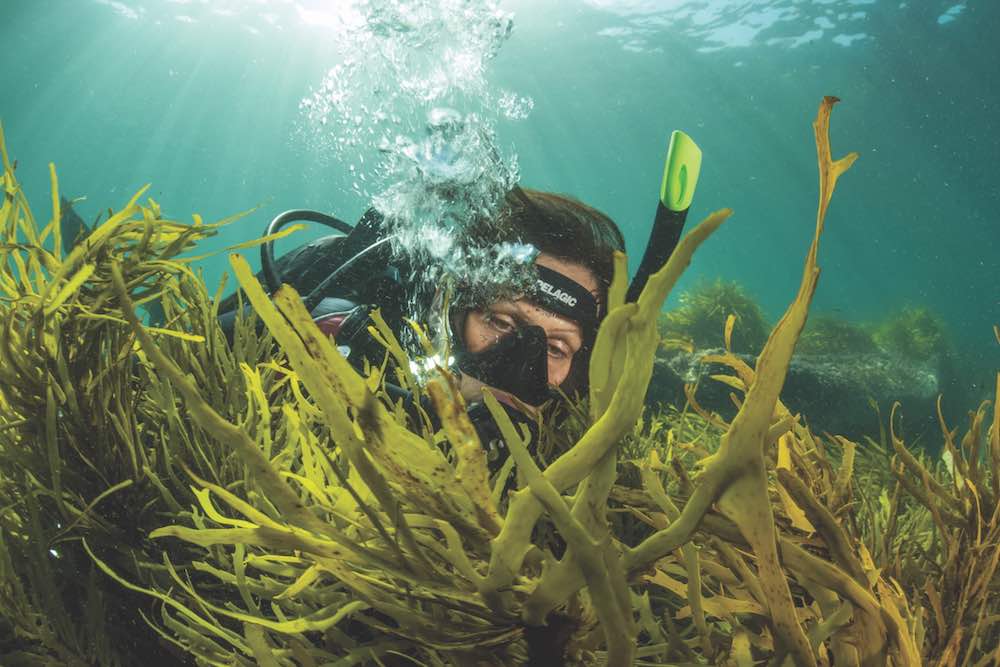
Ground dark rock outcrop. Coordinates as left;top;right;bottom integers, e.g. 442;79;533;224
647;348;945;445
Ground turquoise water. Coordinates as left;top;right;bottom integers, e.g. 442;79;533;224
3;0;997;399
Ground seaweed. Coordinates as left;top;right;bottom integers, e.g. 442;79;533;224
0;99;997;667
0;122;261;665
658;278;770;355
799;314;878;356
874;306;952;363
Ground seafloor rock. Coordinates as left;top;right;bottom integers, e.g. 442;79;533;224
648;348;944;444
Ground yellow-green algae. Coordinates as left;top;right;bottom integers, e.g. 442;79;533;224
798;315;878;356
657;278;770;355
0;99;997;667
873;306;952;363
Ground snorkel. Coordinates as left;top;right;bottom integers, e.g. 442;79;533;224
626;130;703;303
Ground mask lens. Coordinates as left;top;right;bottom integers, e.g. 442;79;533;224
457;324;550;406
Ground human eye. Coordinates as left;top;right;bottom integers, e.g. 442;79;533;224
547;340;570;360
483;310;516;335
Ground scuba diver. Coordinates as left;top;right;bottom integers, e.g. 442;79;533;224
217;130;702;462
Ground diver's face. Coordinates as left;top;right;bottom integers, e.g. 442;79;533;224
462;253;599;388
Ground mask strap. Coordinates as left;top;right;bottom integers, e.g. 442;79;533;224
532;264;600;330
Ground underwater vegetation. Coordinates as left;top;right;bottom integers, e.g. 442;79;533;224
798;315;878;356
0;99;997;667
654;290;961;445
873;306;952;364
657;278;770;355
802;306;954;367
660;278;957;364
0;126;265;665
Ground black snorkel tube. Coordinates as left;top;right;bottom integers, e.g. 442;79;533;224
626;130;703;303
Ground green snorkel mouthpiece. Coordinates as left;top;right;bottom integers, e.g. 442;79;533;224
660;129;701;212
625;129;702;303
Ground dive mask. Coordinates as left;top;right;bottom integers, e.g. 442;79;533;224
454;263;602;405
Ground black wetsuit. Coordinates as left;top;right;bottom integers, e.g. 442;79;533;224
217;209;409;369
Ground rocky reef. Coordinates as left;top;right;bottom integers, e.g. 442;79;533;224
650;278;967;448
650;348;941;443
